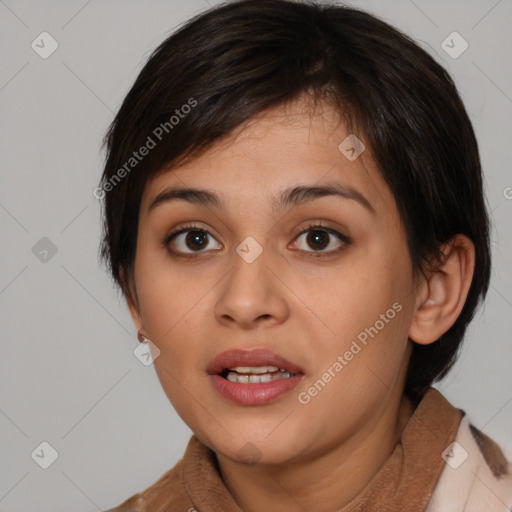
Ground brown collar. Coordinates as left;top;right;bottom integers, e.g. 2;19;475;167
181;388;464;511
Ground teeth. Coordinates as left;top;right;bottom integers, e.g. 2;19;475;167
228;365;280;374
225;370;293;384
224;365;295;384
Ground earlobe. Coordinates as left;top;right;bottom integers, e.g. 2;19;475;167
127;295;152;344
409;234;475;345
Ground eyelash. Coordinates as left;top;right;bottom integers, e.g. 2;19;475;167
162;221;351;259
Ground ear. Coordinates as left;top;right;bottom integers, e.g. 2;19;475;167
409;234;475;345
126;294;143;332
121;267;144;332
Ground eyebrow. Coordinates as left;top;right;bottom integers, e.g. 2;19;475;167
147;182;375;215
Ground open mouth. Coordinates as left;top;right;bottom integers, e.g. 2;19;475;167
220;366;296;384
207;348;304;404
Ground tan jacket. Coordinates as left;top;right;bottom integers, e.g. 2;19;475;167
104;388;512;511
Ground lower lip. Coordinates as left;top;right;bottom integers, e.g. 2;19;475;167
210;374;303;405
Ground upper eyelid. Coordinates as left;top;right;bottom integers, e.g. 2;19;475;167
166;222;345;238
293;225;350;248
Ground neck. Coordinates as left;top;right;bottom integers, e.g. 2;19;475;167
216;391;416;512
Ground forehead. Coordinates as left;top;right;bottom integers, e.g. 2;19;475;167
141;99;393;217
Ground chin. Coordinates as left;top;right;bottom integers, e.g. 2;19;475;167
197;424;308;466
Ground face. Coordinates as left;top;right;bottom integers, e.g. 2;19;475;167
128;98;419;466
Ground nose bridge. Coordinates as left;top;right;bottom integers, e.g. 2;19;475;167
227;235;272;304
214;235;288;327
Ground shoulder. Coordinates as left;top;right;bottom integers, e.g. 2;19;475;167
427;416;512;511
102;458;194;512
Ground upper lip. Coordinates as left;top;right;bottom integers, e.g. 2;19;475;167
207;348;304;375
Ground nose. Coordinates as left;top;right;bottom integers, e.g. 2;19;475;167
213;247;290;330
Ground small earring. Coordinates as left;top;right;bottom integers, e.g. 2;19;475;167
137;329;151;343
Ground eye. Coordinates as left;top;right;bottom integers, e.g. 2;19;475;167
163;221;350;259
164;223;222;256
292;222;350;257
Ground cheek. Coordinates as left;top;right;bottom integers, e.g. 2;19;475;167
134;258;215;376
300;238;413;385
136;246;208;330
298;304;411;432
302;247;407;343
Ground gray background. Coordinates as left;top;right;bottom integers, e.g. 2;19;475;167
1;0;511;510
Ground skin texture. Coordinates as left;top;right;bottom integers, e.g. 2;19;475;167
126;96;475;511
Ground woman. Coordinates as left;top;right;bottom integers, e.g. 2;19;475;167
98;1;512;510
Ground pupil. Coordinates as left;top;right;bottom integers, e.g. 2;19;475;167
307;230;328;250
186;230;207;250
